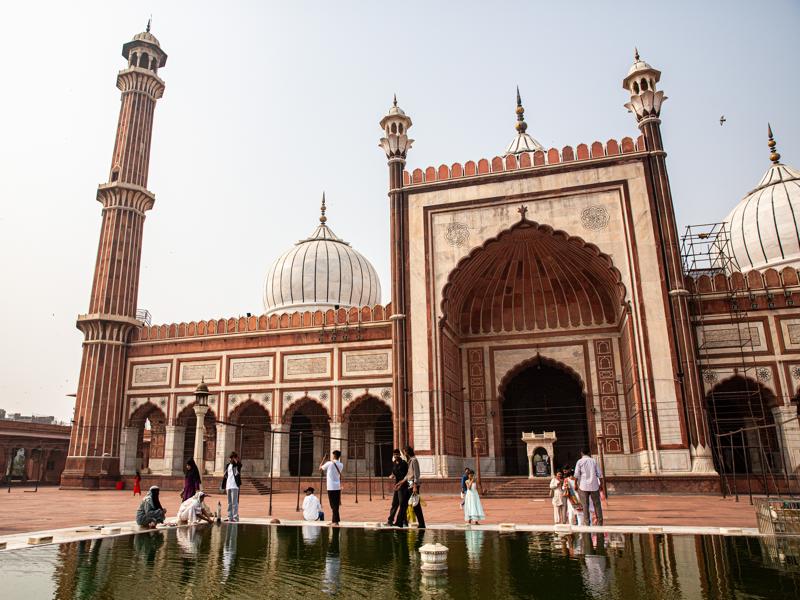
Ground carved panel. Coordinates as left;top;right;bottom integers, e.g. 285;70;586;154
179;360;219;385
229;356;273;383
593;339;623;454
441;334;464;456
282;353;331;380
342;349;391;377
467;347;488;451
131;363;170;387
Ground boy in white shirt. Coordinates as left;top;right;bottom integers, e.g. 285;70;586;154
319;450;344;525
302;486;323;521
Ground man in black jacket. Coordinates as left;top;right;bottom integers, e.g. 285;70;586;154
387;448;408;526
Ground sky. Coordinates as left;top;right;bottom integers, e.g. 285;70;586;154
0;1;798;422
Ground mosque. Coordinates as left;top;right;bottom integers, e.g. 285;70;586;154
61;28;800;493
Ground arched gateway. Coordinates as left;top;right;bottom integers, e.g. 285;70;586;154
440;217;629;476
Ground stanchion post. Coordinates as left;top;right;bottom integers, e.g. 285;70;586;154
354;439;359;504
378;442;385;500
741;430;753;505
268;428;275;516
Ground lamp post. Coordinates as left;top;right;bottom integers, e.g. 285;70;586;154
193;378;210;475
473;436;483;494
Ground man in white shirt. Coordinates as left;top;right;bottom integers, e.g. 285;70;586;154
222;452;242;522
319;450;344;525
574;447;604;525
302;486;323;521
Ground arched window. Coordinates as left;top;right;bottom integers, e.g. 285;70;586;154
633;81;640;94
139;53;149;68
640;78;649;91
130;52;138;67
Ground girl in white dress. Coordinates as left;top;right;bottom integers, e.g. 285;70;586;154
463;472;486;524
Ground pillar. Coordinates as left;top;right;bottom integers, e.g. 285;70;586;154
193;405;209;473
271;423;290;477
330;422;345;456
119;426;139;475
263;431;272;475
215;423;235;476
164;425;186;476
773;406;800;474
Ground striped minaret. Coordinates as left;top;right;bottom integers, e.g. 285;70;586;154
62;25;167;488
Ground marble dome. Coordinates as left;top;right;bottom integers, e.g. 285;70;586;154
723;136;800;272
263;198;382;315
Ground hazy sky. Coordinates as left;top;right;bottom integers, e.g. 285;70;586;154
1;1;798;421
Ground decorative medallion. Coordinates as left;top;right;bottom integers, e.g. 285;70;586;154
230;396;238;405
792;366;800;381
756;367;771;382
381;388;392;401
285;393;293;403
179;398;186;406
445;222;470;247
702;370;718;384
580;206;610;231
159;398;166;407
343;390;353;401
320;391;328;401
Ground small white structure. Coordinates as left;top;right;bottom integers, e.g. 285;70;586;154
419;543;449;571
521;431;557;479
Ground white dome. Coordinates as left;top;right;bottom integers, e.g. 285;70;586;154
724;162;800;272
263;205;381;315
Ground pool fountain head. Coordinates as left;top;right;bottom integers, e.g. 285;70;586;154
419;543;449;571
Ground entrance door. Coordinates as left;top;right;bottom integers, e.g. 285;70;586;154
289;414;314;476
501;360;589;475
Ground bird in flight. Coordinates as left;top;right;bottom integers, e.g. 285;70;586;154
720;115;726;126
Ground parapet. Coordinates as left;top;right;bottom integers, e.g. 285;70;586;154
131;304;392;342
403;135;647;186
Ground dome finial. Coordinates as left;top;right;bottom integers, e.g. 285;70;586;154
393;93;398;108
768;123;781;165
146;16;151;33
634;46;640;62
515;86;527;133
320;192;327;224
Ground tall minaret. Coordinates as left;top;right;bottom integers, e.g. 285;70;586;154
63;25;167;487
623;50;714;472
379;96;413;448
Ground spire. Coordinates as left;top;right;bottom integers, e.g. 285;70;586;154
146;16;151;33
393;93;397;108
634;46;640;62
515;86;527;133
320;192;327;224
768;123;781;165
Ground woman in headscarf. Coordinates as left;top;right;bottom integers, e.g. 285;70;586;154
177;491;213;525
181;458;202;501
136;486;166;528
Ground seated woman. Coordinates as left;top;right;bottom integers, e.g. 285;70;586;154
136;486;166;529
177;491;214;525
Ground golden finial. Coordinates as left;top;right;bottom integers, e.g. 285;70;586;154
515;86;527;133
768;123;781;165
320;192;327;224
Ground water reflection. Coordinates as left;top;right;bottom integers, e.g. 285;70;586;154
4;525;793;599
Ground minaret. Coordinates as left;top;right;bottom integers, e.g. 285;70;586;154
379;96;413;447
62;26;167;487
623;50;714;472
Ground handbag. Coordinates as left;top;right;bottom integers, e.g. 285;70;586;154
318;510;325;521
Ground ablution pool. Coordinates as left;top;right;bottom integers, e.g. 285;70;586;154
1;524;799;599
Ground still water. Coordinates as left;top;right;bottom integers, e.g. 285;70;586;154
1;524;799;599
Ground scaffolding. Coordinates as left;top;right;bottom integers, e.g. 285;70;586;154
681;223;797;502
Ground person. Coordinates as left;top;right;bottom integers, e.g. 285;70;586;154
574;447;604;525
221;452;242;522
136;486;166;528
396;446;425;528
387;448;408;526
463;471;485;525
177;491;214;525
302;486;324;521
550;469;567;524
460;467;471;508
181;458;202;501
563;469;584;526
133;470;142;496
320;450;344;525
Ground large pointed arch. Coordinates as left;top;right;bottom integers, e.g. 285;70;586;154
441;218;626;335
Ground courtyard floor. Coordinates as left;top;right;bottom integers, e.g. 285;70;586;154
0;487;758;536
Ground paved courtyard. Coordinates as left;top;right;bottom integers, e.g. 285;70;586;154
0;487;757;536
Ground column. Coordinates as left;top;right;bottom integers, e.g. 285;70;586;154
330;422;345;457
365;428;375;476
119;426;139;475
773;406;800;474
193;405;209;472
271;423;290;477
214;423;235;476
164;425;186;475
262;431;272;475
